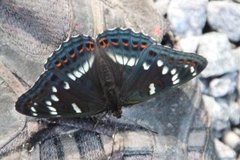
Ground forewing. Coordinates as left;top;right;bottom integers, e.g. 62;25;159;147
122;44;207;104
96;28;155;92
16;35;106;118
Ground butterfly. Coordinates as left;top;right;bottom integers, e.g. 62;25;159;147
16;28;207;118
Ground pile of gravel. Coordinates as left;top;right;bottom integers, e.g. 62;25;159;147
154;0;240;159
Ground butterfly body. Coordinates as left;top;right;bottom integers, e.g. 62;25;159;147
16;28;207;118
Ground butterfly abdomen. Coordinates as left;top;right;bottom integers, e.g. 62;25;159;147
96;48;122;117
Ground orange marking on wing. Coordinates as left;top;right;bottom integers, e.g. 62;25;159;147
86;41;95;52
62;57;68;64
140;42;147;50
132;43;138;48
112;42;118;46
111;39;119;46
177;60;196;67
55;60;62;68
123;42;129;47
70;53;75;59
99;38;109;48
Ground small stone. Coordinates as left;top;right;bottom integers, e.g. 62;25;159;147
233;0;240;3
207;1;240;42
233;128;240;137
231;47;240;71
198;32;237;77
167;0;208;37
209;72;237;97
214;138;236;159
178;36;200;53
223;131;240;152
202;95;230;133
228;101;240;125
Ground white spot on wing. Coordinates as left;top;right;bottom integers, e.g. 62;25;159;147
63;81;70;90
51;94;59;102
135;58;139;65
52;86;57;93
33;102;38;106
32;113;38;116
172;73;179;82
184;64;189;68
149;83;156;95
123;56;129;65
173;79;180;85
115;54;124;65
171;68;177;75
143;62;150;70
47;106;57;112
72;103;82;113
73;70;82;78
106;52;116;63
45;101;52;106
190;66;195;73
157;60;163;67
50;111;58;115
88;56;95;68
83;61;90;73
192;72;197;76
31;107;36;112
67;73;76;81
78;66;85;74
126;57;136;66
162;66;169;75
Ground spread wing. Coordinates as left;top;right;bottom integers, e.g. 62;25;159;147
16;35;106;118
96;28;207;105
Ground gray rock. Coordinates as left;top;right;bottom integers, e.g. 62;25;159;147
214;138;236;160
198;32;237;77
233;0;240;3
207;1;240;42
228;101;240;125
233;128;240;137
178;36;200;53
209;72;237;97
202;95;230;133
231;47;240;71
223;131;240;152
167;0;208;37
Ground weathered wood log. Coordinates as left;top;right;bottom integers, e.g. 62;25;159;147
0;0;217;159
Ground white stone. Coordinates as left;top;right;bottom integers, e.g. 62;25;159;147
223;131;240;150
178;36;200;53
202;95;230;132
214;139;236;159
198;32;237;77
208;1;240;42
167;0;208;37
